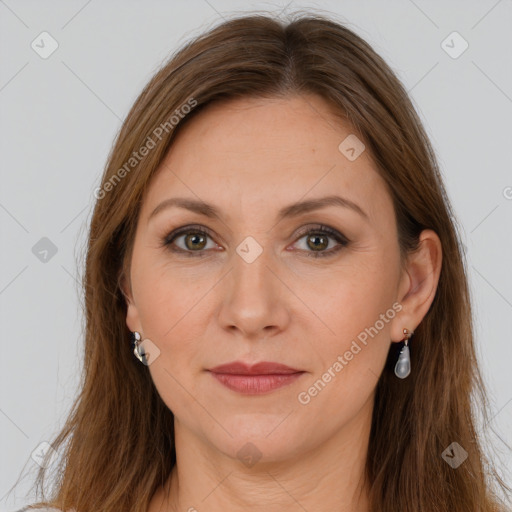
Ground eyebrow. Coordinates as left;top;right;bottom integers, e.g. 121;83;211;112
148;195;369;224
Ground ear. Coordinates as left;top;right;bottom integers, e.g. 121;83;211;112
119;268;142;334
390;229;442;342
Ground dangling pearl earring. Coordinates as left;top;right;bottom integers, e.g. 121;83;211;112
394;328;414;379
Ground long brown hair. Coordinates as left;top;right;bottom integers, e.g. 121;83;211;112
20;10;510;512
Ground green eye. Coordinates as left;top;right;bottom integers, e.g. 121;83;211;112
293;225;349;258
163;225;215;257
162;224;349;258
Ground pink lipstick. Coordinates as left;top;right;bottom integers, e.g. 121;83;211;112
207;361;305;394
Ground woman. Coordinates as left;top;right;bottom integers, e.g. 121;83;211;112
19;11;510;512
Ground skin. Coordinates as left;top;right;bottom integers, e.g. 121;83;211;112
122;93;442;512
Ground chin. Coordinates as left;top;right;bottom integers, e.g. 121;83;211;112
202;416;308;464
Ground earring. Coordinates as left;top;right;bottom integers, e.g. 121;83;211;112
394;328;414;379
132;331;148;365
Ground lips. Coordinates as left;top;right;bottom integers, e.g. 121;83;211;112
207;361;305;394
208;361;302;375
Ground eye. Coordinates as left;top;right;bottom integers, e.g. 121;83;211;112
162;225;219;257
292;224;349;258
161;224;349;258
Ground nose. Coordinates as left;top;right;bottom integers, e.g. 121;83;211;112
217;241;291;341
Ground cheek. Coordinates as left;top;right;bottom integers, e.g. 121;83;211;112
132;264;210;414
303;248;398;336
131;242;207;339
129;259;205;410
136;278;208;363
295;303;393;434
300;254;398;398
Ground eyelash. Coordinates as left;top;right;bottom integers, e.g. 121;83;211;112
161;224;349;259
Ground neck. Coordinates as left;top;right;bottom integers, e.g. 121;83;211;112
150;399;373;512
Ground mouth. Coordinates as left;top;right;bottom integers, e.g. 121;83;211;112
208;361;303;375
207;361;305;394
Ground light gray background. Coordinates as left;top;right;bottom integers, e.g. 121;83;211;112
1;1;511;510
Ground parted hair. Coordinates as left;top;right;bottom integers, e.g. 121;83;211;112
21;10;509;512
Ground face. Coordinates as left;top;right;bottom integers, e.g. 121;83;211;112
124;94;409;464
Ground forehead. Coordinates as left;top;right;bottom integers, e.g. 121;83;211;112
141;94;392;226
